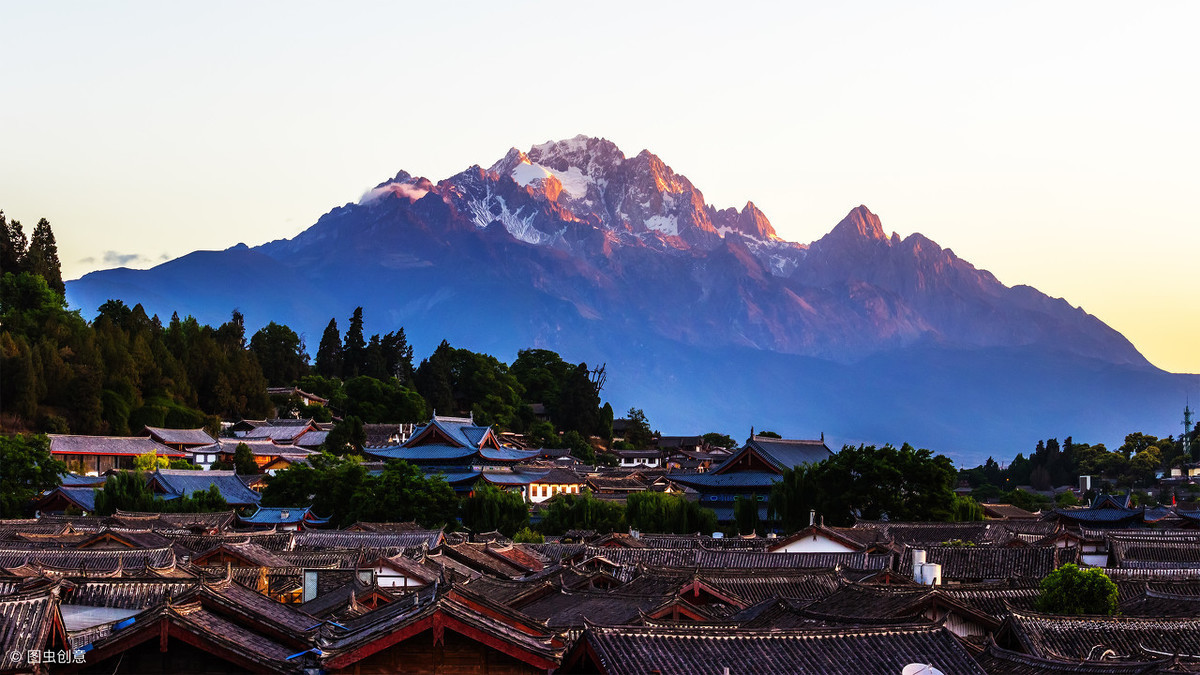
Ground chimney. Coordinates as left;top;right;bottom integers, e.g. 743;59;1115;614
809;509;816;527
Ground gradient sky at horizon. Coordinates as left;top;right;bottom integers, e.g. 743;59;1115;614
2;1;1196;373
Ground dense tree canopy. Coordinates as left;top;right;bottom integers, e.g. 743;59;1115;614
0;434;65;517
262;456;457;528
538;489;626;535
460;483;528;537
769;443;957;528
250;322;308;386
627;491;717;535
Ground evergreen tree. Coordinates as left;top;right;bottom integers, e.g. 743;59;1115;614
624;408;654;449
26;218;64;296
0;212;29;274
381;328;414;383
233;442;259;475
314;319;342;379
249;321;308;385
414;340;455;414
363;334;388;380
343;307;366;378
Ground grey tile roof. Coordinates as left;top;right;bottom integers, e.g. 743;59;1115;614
570;623;986;675
0;584;60;671
48;434;183;456
898;544;1069;581
1007;609;1200;662
143;426;216;446
149;469;262;506
293;529;444;551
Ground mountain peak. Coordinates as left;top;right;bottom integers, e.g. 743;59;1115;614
822;205;889;245
738;201;779;240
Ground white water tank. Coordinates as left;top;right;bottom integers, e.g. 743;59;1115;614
915;562;942;586
911;548;927;566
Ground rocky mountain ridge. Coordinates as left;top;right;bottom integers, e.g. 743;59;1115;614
66;135;1188;462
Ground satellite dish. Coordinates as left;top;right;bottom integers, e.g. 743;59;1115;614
901;665;945;675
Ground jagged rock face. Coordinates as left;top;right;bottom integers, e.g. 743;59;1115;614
313;138;1142;365
70;135;1150;368
64;135;1186;461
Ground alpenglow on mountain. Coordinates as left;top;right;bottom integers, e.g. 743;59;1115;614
68;135;1191;464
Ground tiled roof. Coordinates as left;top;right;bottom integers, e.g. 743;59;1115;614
48;434;184;457
935;582;1042;619
194;541;294;568
292;429;328;449
42;486;98;512
61;578;198;609
0;546;175;573
481;471;546;486
320;588;562;671
1120;587;1200;617
1109;536;1200;569
572;546;893;571
704;436;832;477
529;468;584;485
293;529;444;551
143;426;216;446
1050;506;1145;524
239;506;330;526
0;584;60;671
406;416;496;450
898;544;1068;581
1007;609;1200;662
981;503;1039;519
666;470;781;490
364;444;477;462
569;623;986;675
149;469;262;506
853;520;1000;546
976;642;1172;674
112;509;237;532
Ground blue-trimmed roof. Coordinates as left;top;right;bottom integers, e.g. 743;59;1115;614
668;471;782;490
364;444;539;464
240;506;329;525
149;469;262;506
481;471;547;486
1052;506;1144;523
436;470;483;484
364;445;478;462
743;437;832;472
408;416;495;449
45;486;98;512
479;447;541;462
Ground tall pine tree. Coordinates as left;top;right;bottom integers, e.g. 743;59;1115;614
343;307;366;378
27;219;64;296
0;212;29;274
315;318;342;379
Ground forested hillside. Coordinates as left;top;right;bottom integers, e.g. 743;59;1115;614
0;212;612;447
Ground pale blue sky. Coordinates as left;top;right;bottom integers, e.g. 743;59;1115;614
1;1;1196;372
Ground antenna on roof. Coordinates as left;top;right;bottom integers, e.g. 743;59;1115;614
1184;400;1195;462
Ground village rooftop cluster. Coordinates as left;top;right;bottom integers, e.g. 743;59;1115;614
3;410;1200;674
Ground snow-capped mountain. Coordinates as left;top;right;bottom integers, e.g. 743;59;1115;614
66;136;1192;463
